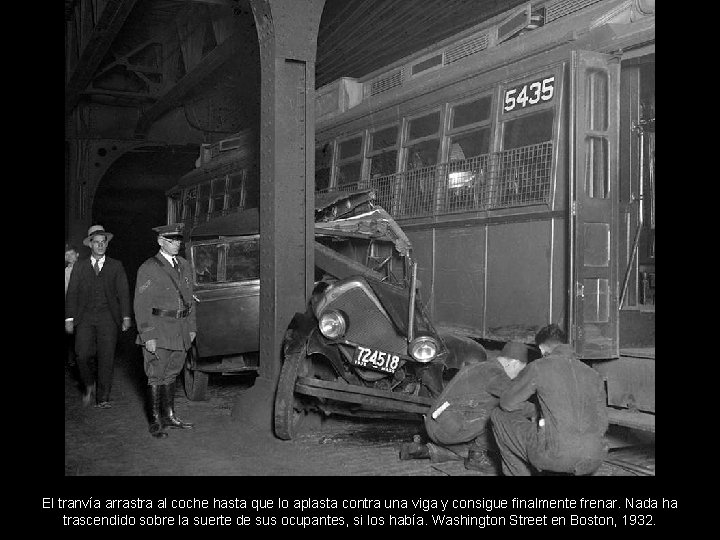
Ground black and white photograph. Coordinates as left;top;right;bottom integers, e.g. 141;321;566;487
63;0;655;483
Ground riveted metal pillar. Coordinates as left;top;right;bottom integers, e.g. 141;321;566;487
232;0;325;432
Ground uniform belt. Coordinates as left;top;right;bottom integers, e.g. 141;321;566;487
152;308;190;319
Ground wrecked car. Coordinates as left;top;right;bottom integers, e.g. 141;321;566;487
274;189;488;439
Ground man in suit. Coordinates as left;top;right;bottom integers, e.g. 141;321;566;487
134;223;196;439
65;226;132;408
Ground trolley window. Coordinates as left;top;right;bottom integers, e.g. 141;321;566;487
336;134;364;188
191;236;259;286
367;125;399;209
227;172;246;210
450;96;492;130
402;111;441;217
502;108;554;150
315;143;334;191
211;177;226;216
444;95;493;211
183;187;197;222
167;192;182;224
227;237;260;282
197;182;211;220
496;106;555;208
584;69;610;199
192;243;220;284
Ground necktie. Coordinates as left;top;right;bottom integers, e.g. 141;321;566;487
172;257;180;274
93;259;99;275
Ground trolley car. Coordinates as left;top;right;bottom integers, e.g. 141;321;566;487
311;0;655;431
168;0;655;432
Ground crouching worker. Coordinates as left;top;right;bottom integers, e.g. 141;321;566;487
400;341;530;474
491;324;609;476
134;223;196;439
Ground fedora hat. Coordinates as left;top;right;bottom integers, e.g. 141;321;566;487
83;225;114;247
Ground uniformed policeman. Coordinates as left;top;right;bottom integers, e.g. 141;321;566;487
134;223;196;438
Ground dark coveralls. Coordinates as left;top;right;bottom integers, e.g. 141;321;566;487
134;253;196;385
425;358;514;458
491;344;608;476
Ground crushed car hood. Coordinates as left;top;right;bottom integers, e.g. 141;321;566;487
314;207;412;257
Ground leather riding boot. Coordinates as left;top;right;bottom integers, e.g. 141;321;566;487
161;382;194;429
427;442;464;463
148;385;168;439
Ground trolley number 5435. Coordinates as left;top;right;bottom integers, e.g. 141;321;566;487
504;76;555;112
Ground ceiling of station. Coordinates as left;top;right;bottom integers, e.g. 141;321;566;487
65;0;526;129
316;0;526;86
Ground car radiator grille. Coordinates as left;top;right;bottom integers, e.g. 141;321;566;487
325;286;407;355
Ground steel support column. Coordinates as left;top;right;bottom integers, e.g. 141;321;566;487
231;0;325;432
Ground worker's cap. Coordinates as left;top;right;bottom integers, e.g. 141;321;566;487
498;341;529;364
152;223;185;240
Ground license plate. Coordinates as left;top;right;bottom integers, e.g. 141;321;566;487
352;346;401;374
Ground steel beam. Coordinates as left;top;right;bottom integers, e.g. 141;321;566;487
65;0;139;116
134;31;243;135
249;0;325;385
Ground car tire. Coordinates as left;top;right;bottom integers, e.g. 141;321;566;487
274;343;310;440
183;345;209;401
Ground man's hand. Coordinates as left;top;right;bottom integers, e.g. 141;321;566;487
145;339;157;353
190;331;196;342
521;401;537;421
65;321;74;334
121;317;132;332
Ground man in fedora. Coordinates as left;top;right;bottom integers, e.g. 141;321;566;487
134;223;196;438
65;225;132;408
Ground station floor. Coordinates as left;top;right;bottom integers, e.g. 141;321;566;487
64;334;654;477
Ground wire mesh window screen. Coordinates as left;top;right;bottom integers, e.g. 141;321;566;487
318;142;553;220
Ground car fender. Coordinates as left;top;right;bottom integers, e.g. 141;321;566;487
282;311;345;377
437;331;488;372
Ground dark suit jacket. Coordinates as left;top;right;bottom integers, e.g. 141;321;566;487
65;257;132;328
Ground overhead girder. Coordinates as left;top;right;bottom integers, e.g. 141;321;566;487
134;29;244;136
70;0;241;131
65;0;140;116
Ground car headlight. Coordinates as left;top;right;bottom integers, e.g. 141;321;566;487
409;336;438;362
318;310;347;339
